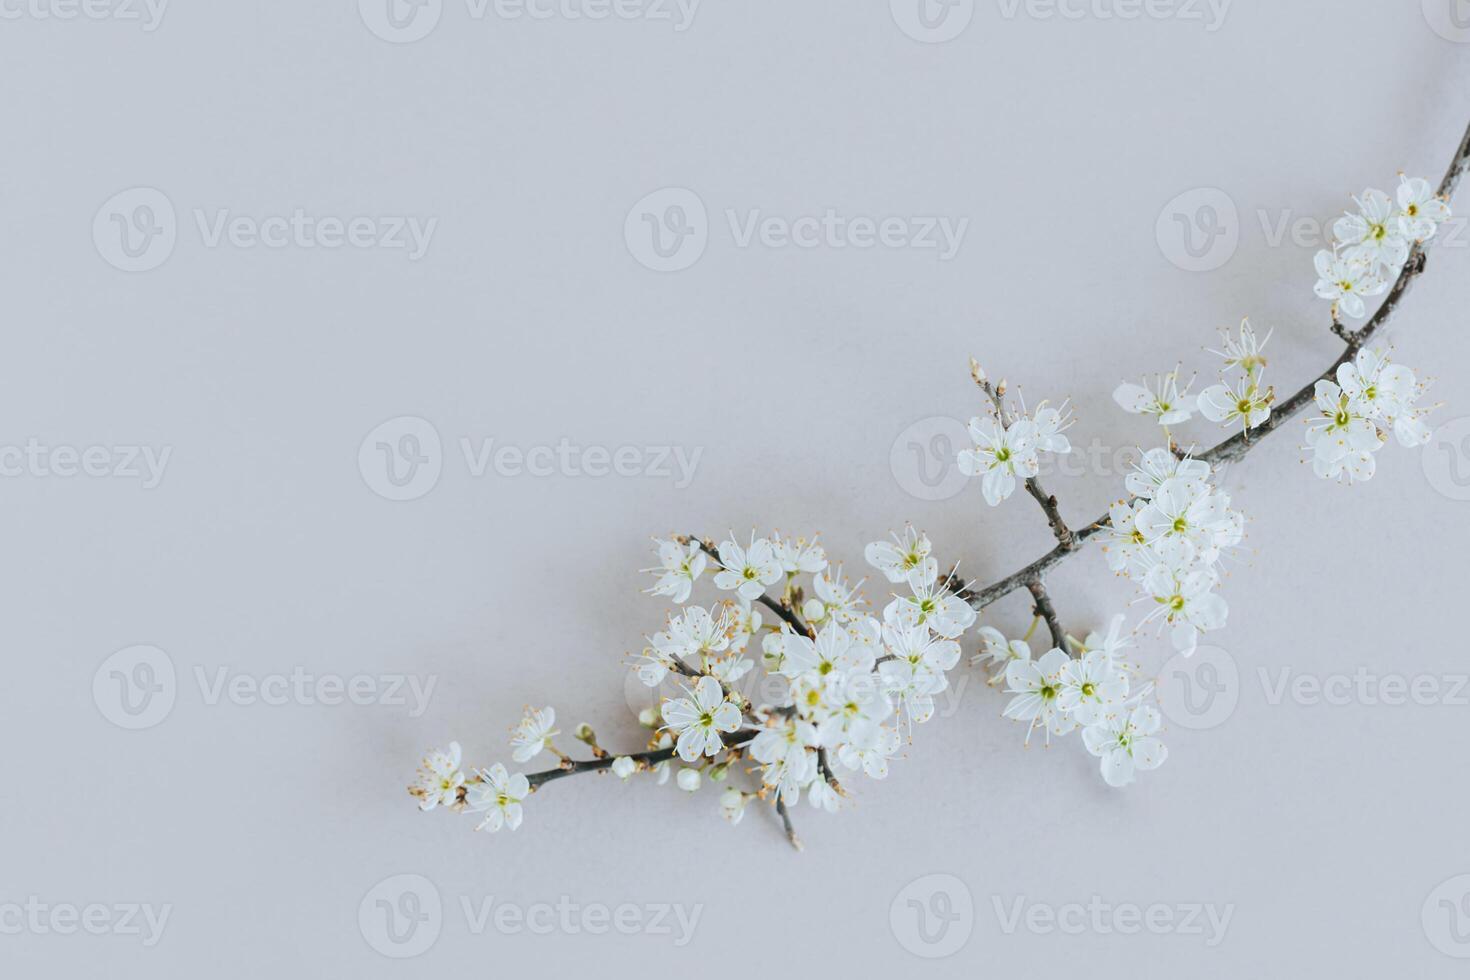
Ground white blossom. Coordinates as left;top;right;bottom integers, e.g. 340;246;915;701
413;742;465;811
465;764;529;833
957;415;1040;506
643;538;707;603
713;532;782;600
1082;705;1167;788
662;676;743;762
510;706;558;763
1313;248;1388;319
1113;370;1196;427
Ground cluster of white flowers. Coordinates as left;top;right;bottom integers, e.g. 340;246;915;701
975;616;1165;787
412;526;980;834
957;386;1074;506
1302;348;1435;483
1313;175;1452;319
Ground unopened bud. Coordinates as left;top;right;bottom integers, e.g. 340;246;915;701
575;723;597;743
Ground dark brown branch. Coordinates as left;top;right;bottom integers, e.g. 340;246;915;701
965;116;1470;610
973;373;1078;549
525;728;759;790
1025;578;1067;651
775;796;803;851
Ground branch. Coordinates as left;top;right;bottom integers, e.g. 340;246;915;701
524;728;759;790
775;796;803;851
964;116;1470;610
1025;578;1067;651
972;371;1077;549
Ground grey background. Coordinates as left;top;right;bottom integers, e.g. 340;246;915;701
3;0;1470;976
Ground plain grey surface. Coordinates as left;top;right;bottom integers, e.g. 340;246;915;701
4;1;1470;975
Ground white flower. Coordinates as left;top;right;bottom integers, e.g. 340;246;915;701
719;788;749;825
807;778;840;812
1303;380;1383;479
1313;249;1388;319
1125;447;1210;500
1334;188;1411;271
971;626;1031;676
749;718;817;803
884;561;977;639
1395;174;1452;242
510;706;558;763
611;756;637;779
667;605;735;661
878;658;946;726
643;539;707;603
661;676;743;762
413;742;464;811
1197;376;1271;433
864;526;933;585
1134;477;1236;565
957;416;1040;506
1208;318;1270;377
801;566;866;626
778;620;875;680
1073;613;1133;666
1057;651;1129;726
879;623;958;725
727;598;762;653
1031;401;1075;454
1082;705;1167;788
676;768;702;792
1002;648;1077;740
1113;371;1196;426
713;532;782;600
1140;551;1227;656
464;763;529;832
1336;348;1417;424
836;723;901;779
1102;499;1151;579
772;532;827;574
814;672;894;746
